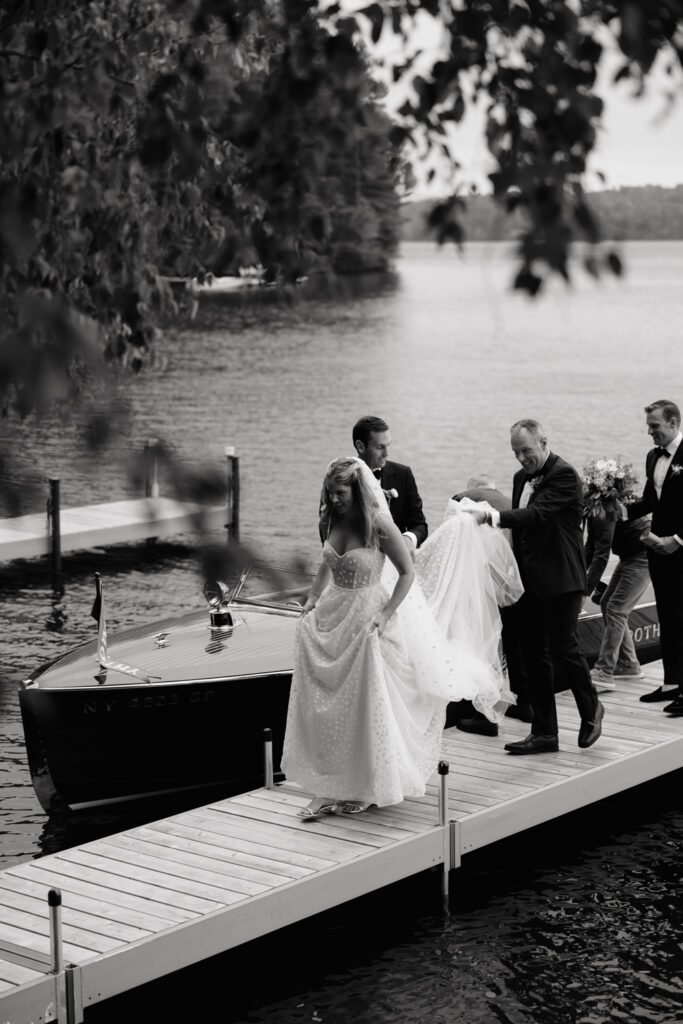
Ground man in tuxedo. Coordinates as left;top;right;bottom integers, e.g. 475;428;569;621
352;415;428;558
627;400;683;715
466;419;603;754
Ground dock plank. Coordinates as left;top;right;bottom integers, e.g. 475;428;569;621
7;863;198;926
145;820;328;874
0;921;96;964
55;848;246;907
179;809;359;863
0;886;149;945
95;835;278;895
126;827;309;884
0;958;45;987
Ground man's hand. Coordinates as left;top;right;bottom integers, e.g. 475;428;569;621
402;534;417;562
463;508;487;525
650;535;681;555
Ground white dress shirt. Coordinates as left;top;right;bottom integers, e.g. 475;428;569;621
653;431;682;499
489;452;550;527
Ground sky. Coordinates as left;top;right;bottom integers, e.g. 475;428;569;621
363;9;683;198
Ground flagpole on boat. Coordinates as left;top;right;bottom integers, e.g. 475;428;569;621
91;571;108;670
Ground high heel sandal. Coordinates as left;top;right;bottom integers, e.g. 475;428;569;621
340;801;373;815
297;798;338;820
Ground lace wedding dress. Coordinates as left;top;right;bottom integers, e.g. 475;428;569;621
281;493;521;808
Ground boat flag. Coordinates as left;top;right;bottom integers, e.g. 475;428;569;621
91;572;108;666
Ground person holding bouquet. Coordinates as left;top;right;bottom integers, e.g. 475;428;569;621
582;457;651;692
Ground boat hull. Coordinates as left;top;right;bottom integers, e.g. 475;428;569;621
19;672;292;812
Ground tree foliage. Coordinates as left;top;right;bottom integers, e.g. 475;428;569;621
0;0;405;510
2;0;683;511
340;0;683;294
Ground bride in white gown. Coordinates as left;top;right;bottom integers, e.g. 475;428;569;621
281;456;521;818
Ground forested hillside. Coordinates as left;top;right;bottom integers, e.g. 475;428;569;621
401;186;683;243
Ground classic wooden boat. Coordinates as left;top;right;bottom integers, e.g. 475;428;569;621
19;571;662;813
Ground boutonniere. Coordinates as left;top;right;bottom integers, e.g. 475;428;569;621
528;476;542;493
383;487;399;503
671;463;682;476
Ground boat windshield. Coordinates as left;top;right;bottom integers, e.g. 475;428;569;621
227;562;314;611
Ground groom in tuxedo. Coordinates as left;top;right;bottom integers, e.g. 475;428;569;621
627;400;683;714
467;419;604;754
352;415;428;557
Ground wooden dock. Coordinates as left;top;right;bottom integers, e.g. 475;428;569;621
0;498;227;563
1;663;682;1024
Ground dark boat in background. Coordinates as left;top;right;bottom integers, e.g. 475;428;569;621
18;571;662;814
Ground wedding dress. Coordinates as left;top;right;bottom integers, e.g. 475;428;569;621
281;464;522;808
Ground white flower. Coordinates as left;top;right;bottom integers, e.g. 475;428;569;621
389;488;398;499
671;464;682;476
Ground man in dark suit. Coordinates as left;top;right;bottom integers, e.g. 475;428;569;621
352;415;428;557
627;400;683;715
466;419;603;754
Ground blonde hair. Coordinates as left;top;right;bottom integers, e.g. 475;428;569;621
319;457;385;548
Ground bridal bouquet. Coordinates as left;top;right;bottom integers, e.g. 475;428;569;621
582;456;638;520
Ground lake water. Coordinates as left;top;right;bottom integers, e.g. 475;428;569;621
1;240;682;1022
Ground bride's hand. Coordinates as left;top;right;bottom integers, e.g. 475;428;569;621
370;608;391;636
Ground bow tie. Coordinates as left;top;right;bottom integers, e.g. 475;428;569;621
525;471;543;481
654;447;671;460
373;469;382;478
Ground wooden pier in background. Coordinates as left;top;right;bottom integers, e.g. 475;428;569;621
1;663;682;1024
0;444;240;566
0;497;228;563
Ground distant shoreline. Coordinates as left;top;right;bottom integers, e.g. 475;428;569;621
400;184;683;243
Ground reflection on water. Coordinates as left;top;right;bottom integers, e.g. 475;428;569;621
3;242;683;1021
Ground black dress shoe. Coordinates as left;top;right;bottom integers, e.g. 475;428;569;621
639;686;679;703
663;695;683;715
505;703;534;723
578;701;604;748
455;717;499;737
504;734;558;755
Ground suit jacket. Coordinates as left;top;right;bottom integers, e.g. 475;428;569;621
628;442;683;542
453;486;511;513
499;452;586;599
379;460;428;546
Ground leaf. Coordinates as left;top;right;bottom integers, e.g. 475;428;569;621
605;251;624;277
513;267;543;296
583;254;600;278
573;199;600;243
359;4;384;44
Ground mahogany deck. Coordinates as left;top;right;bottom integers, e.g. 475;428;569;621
0;498;227;563
1;662;681;1024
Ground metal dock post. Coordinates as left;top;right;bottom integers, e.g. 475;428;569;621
263;727;274;789
438;761;451;898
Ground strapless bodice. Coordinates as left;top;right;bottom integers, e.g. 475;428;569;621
322;541;384;590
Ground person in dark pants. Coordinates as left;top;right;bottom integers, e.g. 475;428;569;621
627;400;683;714
584;511;651;692
450;474;532;737
466;420;604;755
